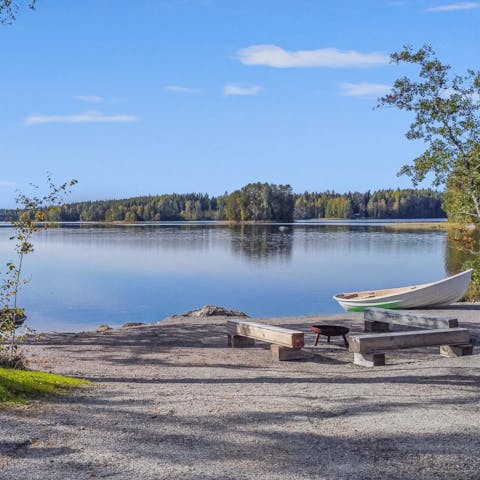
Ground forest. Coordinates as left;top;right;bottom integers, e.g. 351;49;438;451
0;183;445;223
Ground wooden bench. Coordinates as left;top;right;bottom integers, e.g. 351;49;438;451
349;328;471;367
226;320;305;361
363;307;473;359
364;308;459;331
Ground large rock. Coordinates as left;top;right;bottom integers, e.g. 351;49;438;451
122;322;147;328
96;324;112;332
174;305;249;318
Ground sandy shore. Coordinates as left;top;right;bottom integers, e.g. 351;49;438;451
1;306;479;479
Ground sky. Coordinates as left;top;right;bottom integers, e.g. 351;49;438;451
0;0;479;207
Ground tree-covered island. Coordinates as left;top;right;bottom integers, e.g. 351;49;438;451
0;183;445;223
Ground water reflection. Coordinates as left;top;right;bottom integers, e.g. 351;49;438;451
443;227;480;301
228;224;293;262
0;223;459;332
444;228;480;274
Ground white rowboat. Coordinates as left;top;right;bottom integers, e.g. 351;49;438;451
333;269;473;312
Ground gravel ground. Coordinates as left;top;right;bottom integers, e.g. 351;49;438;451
1;306;480;480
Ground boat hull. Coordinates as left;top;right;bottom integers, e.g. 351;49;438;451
333;269;473;312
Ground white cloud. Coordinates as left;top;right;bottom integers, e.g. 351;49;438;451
237;44;389;68
426;2;480;11
164;85;201;94
75;95;104;104
24;111;139;126
0;180;18;188
339;82;392;97
223;84;263;96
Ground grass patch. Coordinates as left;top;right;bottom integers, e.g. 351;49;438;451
0;367;90;407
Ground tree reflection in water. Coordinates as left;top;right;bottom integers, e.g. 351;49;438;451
445;227;480;300
228;224;293;262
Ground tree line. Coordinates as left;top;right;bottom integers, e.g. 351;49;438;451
0;183;445;223
294;189;444;220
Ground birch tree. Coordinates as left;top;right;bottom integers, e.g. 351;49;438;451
378;44;480;223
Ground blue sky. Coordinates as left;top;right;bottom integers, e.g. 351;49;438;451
1;0;479;207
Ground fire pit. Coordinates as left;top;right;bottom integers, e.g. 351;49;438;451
311;325;349;348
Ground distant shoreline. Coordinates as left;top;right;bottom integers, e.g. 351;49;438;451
0;218;451;228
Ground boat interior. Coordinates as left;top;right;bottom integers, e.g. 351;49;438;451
336;283;427;300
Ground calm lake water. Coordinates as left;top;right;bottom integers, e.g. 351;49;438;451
0;221;453;332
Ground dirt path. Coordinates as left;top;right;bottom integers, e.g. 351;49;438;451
1;309;479;479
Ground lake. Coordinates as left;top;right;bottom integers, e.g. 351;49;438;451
0;221;454;332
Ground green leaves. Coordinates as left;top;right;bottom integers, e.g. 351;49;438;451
0;1;36;25
225;183;295;222
378;44;480;222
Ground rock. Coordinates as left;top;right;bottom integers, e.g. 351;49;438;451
96;324;112;332
122;322;146;328
174;305;249;318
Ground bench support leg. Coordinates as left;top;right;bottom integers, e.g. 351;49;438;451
353;352;385;367
271;345;304;361
364;320;390;332
439;344;473;357
227;335;255;348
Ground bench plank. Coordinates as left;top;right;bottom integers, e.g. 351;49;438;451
349;328;470;354
364;308;459;329
226;320;304;349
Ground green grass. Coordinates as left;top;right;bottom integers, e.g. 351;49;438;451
0;367;90;407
